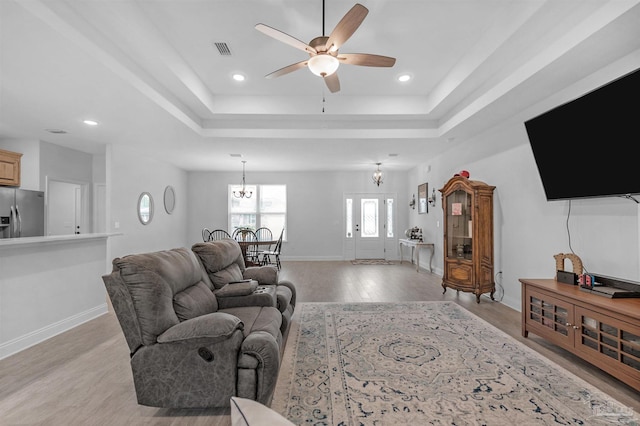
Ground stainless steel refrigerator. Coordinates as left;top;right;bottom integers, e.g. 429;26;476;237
0;187;45;238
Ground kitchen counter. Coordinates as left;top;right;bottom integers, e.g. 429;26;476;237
0;232;121;360
0;232;121;248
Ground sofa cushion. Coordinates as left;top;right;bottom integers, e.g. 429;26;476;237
210;263;244;289
230;397;295;426
173;281;218;321
221;306;282;340
192;240;245;289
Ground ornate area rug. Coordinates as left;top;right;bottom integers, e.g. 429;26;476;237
351;259;395;265
272;302;639;425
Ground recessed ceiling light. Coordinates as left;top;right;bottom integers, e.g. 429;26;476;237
45;128;67;134
83;119;98;126
232;73;245;82
230;153;242;157
397;74;411;82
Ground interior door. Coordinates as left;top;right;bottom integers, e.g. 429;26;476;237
47;180;84;235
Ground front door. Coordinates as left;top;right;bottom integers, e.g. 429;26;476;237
344;193;395;260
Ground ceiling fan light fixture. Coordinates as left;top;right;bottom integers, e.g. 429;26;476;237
308;54;339;77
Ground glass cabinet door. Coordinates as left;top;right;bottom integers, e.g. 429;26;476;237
446;189;472;259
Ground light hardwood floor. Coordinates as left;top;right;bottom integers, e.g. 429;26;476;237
0;261;637;425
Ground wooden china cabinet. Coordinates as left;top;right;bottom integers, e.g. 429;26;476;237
440;175;495;303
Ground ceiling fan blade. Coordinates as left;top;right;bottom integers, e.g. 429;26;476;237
338;53;396;67
324;3;368;52
255;23;317;54
324;72;340;93
265;60;308;79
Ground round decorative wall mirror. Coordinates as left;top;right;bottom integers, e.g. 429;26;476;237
137;192;154;225
164;185;176;214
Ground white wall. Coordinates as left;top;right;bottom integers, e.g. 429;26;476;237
188;169;410;260
405;61;640;310
39;141;93;188
108;144;189;261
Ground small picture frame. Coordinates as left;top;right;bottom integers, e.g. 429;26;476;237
418;183;428;214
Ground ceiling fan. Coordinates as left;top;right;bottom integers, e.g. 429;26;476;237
255;1;396;93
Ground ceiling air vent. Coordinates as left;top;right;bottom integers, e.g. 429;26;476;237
214;42;231;56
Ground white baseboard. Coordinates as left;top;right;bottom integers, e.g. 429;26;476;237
0;304;108;361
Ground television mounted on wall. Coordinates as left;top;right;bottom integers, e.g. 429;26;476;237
524;67;640;201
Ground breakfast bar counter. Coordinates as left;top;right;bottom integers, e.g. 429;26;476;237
0;233;120;359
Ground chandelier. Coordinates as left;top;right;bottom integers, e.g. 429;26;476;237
372;162;383;186
233;160;253;199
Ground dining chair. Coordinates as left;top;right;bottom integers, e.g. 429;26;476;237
202;228;212;242
255;227;273;249
261;228;283;270
233;229;260;265
209;229;231;241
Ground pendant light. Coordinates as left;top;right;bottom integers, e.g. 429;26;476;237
372;162;383;186
233;161;253;198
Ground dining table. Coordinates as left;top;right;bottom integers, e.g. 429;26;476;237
237;239;277;266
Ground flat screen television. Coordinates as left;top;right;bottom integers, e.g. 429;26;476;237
524;67;640;201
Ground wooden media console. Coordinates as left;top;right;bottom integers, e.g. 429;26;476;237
520;278;640;392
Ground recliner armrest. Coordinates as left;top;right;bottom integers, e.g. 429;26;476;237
215;281;259;297
157;312;243;344
243;266;278;285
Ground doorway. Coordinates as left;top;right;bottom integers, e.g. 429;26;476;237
47;179;88;235
344;193;395;259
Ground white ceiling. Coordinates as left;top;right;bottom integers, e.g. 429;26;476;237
1;0;639;172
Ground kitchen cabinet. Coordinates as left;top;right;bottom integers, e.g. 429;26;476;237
0;149;22;186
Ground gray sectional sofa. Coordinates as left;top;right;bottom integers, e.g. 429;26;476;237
102;239;296;408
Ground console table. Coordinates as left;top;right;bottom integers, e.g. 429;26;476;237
399;239;434;272
520;278;640;392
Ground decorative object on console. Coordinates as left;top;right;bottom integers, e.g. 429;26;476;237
233;160;253;199
553;253;583;277
404;226;422;241
409;194;415;209
418;182;428;213
372;162;383;186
